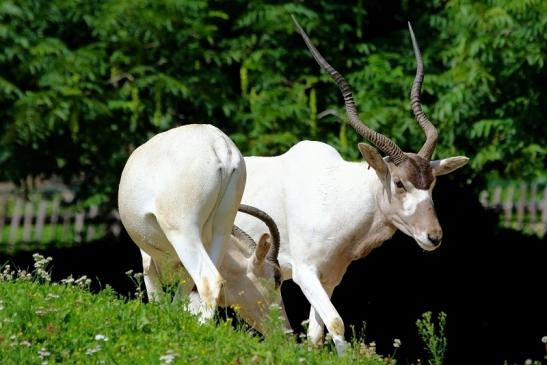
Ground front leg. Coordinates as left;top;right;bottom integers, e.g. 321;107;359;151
307;284;334;347
293;265;346;355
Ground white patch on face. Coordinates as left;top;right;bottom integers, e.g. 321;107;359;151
402;189;431;216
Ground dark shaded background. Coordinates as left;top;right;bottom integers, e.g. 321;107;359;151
2;177;545;364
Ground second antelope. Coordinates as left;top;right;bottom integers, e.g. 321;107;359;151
118;124;288;332
235;18;469;353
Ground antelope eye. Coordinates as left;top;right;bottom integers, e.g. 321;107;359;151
395;181;405;190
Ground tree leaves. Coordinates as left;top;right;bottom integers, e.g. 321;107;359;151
0;0;545;206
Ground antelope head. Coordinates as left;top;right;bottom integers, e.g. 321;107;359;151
293;17;469;251
220;205;284;332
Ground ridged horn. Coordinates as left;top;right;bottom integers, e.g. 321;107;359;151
408;22;438;160
237;204;281;285
292;15;407;165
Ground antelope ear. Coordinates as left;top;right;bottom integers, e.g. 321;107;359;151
250;233;271;268
358;143;390;186
431;156;469;176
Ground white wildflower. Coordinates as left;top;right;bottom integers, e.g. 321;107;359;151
125;270;134;276
38;348;50;359
46;293;59;301
61;276;75;285
95;334;108;341
20;340;32;347
524;359;532;365
17;270;32;281
33;254;53;282
160;350;178;365
86;345;102;356
542;336;547;344
393;338;402;348
359;341;377;356
1;265;14;281
75;275;91;288
9;334;17;346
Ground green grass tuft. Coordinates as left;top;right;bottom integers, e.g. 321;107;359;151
0;258;388;365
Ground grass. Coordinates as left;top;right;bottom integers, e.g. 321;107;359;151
416;312;446;365
1;224;107;247
0;256;389;365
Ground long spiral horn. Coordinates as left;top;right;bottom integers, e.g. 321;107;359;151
408;22;438;160
292;15;407;165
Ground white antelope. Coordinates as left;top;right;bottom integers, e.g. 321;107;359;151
234;18;469;353
118;124;284;332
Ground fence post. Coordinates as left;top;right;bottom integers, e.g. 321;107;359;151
503;186;514;227
34;200;48;242
516;184;526;229
22;200;34;242
9;198;23;245
85;205;99;241
492;186;502;208
74;211;85;243
529;184;538;224
0;195;6;244
542;187;547;236
49;197;60;242
479;191;489;207
61;192;73;241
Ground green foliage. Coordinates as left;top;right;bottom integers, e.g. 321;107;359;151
0;0;545;209
416;311;447;365
429;0;547;181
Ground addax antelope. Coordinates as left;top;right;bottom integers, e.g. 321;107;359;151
118;124;288;332
234;18;469;353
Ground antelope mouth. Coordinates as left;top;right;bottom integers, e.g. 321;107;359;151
414;232;441;252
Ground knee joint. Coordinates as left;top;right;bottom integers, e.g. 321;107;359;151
328;317;345;337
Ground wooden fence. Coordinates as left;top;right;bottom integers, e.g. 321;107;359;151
1;182;545;247
480;183;547;236
0;182;115;246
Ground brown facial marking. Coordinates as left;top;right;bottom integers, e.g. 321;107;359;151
395;153;434;190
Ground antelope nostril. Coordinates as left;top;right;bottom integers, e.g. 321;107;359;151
427;234;442;246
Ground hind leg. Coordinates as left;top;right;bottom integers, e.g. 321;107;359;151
140;250;163;302
207;165;246;267
201;165;245;311
155;217;224;322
